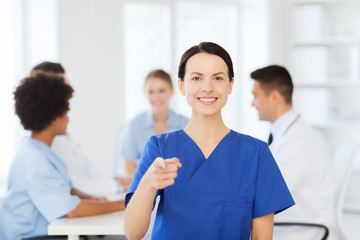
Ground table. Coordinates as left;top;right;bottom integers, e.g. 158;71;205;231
48;211;125;240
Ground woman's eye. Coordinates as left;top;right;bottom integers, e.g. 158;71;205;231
192;77;200;81
215;76;223;81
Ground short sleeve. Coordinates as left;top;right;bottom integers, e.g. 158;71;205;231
253;145;295;218
118;120;139;162
27;154;81;222
125;136;161;207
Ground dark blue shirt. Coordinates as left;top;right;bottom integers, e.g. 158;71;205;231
126;130;294;239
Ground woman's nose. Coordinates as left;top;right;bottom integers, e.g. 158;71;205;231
202;79;213;93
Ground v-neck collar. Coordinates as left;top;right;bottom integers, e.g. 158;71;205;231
179;129;233;160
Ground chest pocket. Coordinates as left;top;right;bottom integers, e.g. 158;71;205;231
221;201;252;240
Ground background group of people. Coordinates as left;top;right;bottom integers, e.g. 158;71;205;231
0;42;336;240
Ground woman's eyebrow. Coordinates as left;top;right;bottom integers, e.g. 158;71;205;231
190;72;225;76
213;72;225;76
190;72;203;76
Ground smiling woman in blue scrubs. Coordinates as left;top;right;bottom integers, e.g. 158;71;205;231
124;42;295;240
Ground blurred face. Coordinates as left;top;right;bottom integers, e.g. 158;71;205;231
178;53;234;117
144;77;174;115
55;74;70;134
59;73;70;85
54;113;69;135
251;81;274;122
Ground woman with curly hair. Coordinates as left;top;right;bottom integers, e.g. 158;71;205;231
0;74;125;240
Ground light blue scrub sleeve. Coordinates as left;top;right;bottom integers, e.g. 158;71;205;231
118;120;138;162
125;136;161;207
27;154;81;222
252;145;295;218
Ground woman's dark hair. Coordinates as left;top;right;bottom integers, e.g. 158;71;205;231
178;42;234;82
145;69;173;89
14;74;74;132
250;65;293;104
30;61;65;76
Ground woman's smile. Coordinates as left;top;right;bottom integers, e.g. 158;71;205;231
197;97;218;105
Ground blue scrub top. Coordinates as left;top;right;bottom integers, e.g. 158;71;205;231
126;130;294;240
117;110;189;164
0;137;81;240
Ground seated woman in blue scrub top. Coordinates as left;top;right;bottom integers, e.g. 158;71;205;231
115;69;188;178
124;42;295;240
0;74;125;240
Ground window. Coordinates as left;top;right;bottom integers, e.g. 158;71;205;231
0;0;59;187
0;0;17;187
0;0;271;185
124;4;172;120
175;2;238;125
123;1;239;126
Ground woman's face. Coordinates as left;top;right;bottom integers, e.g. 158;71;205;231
144;77;174;115
178;53;234;117
54;112;69;135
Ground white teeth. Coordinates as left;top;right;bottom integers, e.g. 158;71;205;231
199;98;216;102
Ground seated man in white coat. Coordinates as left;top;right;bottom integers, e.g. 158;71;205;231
30;62;131;195
250;65;336;240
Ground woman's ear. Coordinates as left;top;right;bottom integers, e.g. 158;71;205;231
178;79;185;96
228;78;234;95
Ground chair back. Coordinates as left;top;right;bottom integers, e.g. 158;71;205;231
332;140;360;239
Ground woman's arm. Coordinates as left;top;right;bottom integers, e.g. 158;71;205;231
124;157;181;240
66;199;125;218
125;159;138;176
251;213;274;240
71;188;108;201
114;175;133;190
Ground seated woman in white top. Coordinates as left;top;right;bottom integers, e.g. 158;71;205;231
115;69;189;178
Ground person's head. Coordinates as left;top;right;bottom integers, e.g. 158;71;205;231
250;65;293;123
177;42;234;117
144;69;174;115
30;61;65;75
14;74;74;134
30;61;68;84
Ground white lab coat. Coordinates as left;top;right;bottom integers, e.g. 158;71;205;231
270;110;337;240
52;134;119;195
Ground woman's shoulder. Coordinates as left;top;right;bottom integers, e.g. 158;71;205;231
148;130;183;145
154;129;183;139
171;110;188;119
130;111;149;122
14;137;49;167
169;110;189;126
230;130;268;149
123;111;150;129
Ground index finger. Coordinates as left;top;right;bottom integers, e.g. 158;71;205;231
165;157;182;168
154;157;165;169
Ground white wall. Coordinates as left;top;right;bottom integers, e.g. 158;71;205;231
58;0;125;171
0;0;17;189
55;0;273;172
237;0;271;140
